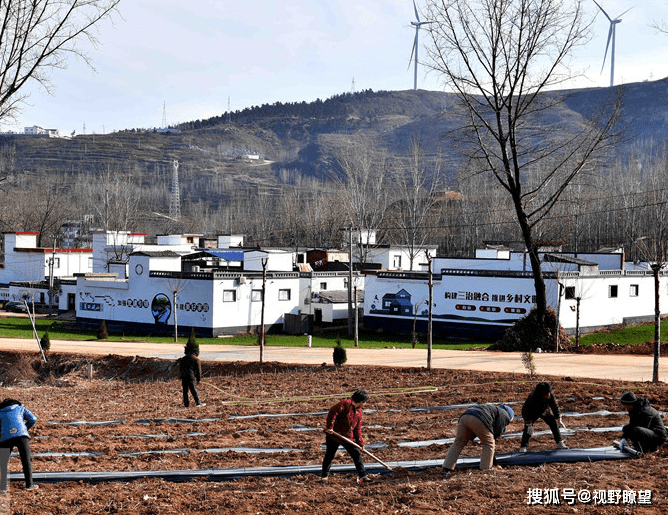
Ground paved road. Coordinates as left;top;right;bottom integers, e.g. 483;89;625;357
2;337;664;383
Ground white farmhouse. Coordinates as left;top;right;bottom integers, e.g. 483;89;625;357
0;232;92;307
75;250;301;337
364;248;668;339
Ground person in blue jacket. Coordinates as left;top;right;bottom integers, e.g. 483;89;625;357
0;398;38;491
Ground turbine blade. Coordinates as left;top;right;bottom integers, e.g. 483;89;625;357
601;25;613;73
616;6;634;19
593;0;612;22
413;0;421;23
408;32;418;70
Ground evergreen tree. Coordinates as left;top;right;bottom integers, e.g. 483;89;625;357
40;330;51;352
97;320;108;340
333;339;347;367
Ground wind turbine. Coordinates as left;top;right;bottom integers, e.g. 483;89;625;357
408;0;430;90
593;1;633;87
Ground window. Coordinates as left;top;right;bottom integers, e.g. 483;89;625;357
320;282;327;290
629;284;639;297
278;289;291;301
565;286;575;300
223;290;236;302
393;255;402;269
251;290;263;302
52;257;60;269
609;285;618;298
88;257;94;268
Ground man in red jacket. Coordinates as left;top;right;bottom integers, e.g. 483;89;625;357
321;390;372;483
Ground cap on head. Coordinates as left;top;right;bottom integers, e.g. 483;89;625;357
500;404;514;421
620;391;637;405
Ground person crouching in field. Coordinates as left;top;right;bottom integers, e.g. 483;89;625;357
519;382;567;452
178;341;205;408
322;390;373;483
0;398;38;491
442;403;514;472
619;391;666;453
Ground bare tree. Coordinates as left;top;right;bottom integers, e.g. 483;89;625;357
0;0;119;125
79;166;143;233
626;144;668;383
165;276;189;343
0;173;72;245
424;0;621;328
335;137;391;264
391;138;444;270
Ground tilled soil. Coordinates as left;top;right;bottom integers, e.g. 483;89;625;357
1;351;667;514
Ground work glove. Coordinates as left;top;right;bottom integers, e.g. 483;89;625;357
619;438;628;449
525;423;534;436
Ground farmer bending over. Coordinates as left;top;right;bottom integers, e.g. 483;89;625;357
519;382;567;452
442;403;514;473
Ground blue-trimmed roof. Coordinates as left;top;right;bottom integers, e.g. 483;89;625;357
203;250;245;261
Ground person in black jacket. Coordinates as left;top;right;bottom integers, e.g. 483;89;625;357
619;391;666;453
178;342;205;408
519;382;567;452
442;403;514;472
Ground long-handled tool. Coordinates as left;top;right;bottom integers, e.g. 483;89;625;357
326;429;394;471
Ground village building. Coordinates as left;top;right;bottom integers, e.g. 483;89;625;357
0;232;92;307
363;247;668;340
4;229;665;341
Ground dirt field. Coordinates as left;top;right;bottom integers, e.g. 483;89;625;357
1;350;667;514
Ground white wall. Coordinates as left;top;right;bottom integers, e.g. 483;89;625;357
243;250;293;272
218;235;244;248
364;267;668;336
366;246;437;271
557;271;668;331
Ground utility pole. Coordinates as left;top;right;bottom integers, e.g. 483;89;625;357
427;254;433;371
259;257;268;364
48;244;55;315
354;285;359;347
173;290;178;343
347;224;354;337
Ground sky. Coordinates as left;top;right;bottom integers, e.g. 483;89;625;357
7;0;668;136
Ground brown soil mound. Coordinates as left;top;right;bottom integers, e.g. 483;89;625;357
489;307;574;352
573;341;668;355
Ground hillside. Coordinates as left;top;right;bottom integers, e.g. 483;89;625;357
2;79;668;208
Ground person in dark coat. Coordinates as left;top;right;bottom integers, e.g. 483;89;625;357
442;403;514;472
321;390;373;483
178;342;205;408
619;391;666;453
0;398;38;491
519;382;567;452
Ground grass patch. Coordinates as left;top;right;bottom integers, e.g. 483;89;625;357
0;315;491;349
7;313;664;350
576;319;668;347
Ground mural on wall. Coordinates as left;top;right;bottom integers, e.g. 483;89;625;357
151;293;172;324
367;278;536;325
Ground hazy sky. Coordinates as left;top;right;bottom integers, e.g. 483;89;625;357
8;0;668;136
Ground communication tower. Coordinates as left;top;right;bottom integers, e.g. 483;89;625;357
169;160;181;221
